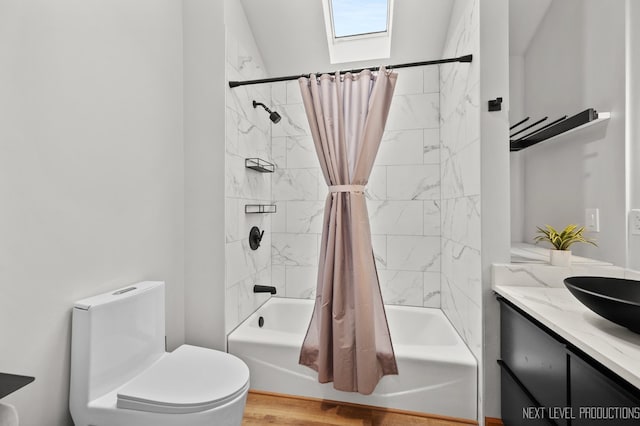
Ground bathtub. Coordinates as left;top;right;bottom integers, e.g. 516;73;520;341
228;297;477;420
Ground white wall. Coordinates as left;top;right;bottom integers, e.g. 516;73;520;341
627;0;640;271
439;0;481;420
440;1;511;422
480;0;510;420
0;1;184;425
522;0;627;266
239;0;454;77
509;56;525;243
183;0;227;350
523;0;584;120
224;0;274;333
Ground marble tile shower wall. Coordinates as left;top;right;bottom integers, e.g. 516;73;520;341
439;0;482;359
225;30;273;334
269;68;442;308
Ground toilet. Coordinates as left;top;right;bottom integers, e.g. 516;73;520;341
69;281;249;426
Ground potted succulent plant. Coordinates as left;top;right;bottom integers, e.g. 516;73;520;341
534;224;597;266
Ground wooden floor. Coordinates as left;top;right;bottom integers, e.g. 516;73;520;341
242;390;478;426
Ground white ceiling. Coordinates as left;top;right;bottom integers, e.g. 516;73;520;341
239;0;455;77
509;0;553;56
239;0;554;76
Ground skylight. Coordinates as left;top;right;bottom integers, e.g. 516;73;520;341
322;0;394;64
331;0;389;38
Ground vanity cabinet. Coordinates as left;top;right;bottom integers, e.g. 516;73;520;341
498;297;640;426
500;362;554;426
569;352;639;425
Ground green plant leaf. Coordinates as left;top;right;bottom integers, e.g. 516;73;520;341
533;223;597;250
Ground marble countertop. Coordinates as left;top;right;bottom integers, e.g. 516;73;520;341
494;285;640;390
509;242;613;265
492;243;640;288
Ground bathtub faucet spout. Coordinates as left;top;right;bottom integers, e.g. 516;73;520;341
253;285;276;295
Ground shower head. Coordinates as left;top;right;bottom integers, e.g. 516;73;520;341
269;111;282;124
252;100;281;124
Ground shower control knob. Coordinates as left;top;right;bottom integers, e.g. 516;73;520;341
249;226;264;250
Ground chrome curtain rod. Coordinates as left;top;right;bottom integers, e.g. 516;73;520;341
228;54;472;88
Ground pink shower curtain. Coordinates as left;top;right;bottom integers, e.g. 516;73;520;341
297;67;398;395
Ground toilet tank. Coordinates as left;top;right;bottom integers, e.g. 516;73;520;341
70;281;166;405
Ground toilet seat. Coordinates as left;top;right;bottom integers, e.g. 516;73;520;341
117;345;250;415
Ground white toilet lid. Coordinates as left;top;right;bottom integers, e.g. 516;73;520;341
117;345;250;414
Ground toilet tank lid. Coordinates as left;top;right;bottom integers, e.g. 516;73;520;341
74;281;164;310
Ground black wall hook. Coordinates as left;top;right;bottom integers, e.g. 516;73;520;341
488;97;503;111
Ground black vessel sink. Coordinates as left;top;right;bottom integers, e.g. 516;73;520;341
564;276;640;334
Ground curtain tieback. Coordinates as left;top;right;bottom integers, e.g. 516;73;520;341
328;185;365;193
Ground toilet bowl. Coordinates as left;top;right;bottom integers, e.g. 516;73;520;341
70;281;249;426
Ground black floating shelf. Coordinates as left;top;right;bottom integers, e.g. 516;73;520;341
510;108;607;152
245;158;275;173
245;204;277;214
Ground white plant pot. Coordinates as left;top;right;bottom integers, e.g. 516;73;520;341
550;249;572;267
